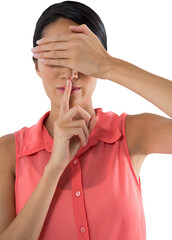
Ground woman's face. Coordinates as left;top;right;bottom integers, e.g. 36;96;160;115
35;17;97;109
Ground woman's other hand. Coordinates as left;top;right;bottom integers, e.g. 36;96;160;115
31;24;112;79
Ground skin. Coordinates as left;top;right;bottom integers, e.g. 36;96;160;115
34;17;97;138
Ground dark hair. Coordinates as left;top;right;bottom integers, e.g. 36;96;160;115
32;1;107;65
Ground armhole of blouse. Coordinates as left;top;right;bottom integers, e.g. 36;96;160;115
120;113;141;190
14;131;19;215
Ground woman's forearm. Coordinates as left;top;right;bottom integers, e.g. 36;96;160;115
103;56;172;118
0;162;63;240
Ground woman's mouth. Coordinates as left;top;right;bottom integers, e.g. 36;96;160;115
57;87;81;94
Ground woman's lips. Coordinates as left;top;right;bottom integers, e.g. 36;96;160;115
57;87;81;94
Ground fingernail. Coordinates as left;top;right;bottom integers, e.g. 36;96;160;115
36;39;43;44
66;80;69;86
33;53;39;58
70;25;78;28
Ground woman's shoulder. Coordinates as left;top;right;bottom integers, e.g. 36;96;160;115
0;133;16;178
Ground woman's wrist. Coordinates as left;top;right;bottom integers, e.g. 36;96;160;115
100;55;118;80
44;161;64;180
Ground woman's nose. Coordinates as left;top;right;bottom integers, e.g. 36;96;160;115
60;68;78;80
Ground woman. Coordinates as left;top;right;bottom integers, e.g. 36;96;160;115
0;1;171;239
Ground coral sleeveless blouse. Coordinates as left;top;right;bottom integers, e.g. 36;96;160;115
14;108;146;240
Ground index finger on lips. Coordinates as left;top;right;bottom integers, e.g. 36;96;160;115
59;80;72;116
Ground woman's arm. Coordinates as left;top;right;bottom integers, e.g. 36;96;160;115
103;56;172;118
0;135;63;240
102;56;172;156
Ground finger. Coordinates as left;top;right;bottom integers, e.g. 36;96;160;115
36;34;73;45
88;115;99;133
69;24;95;37
59;80;72;116
66;105;91;128
33;49;70;60
39;58;70;68
63;119;89;143
31;42;69;53
67;127;87;147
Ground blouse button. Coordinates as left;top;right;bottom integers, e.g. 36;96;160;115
80;227;85;233
73;159;78;165
76;191;81;197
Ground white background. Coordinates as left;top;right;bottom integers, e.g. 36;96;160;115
0;0;172;239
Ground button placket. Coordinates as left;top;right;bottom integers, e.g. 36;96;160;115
70;157;90;239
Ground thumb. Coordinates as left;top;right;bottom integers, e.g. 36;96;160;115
88;115;99;133
69;24;94;37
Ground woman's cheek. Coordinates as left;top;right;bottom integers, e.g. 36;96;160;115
42;67;57;79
